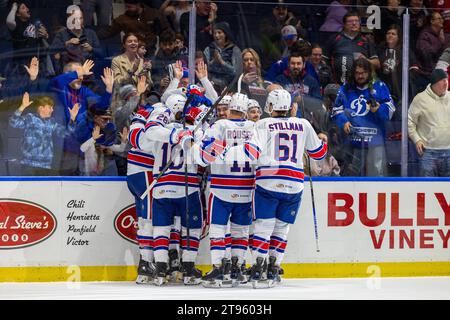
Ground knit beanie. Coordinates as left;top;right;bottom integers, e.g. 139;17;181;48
430;68;448;86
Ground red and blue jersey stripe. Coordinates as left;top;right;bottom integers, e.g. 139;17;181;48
307;141;328;160
155;171;200;189
209;174;255;190
128;128;142;150
127;150;155;170
256;165;305;183
243;142;261;160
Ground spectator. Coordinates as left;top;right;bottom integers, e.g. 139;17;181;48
160;60;218;103
409;0;429;47
303;152;341;176
203;22;242;91
152;29;187;92
332;58;396;176
81;0;113;28
77;107;128;176
111;33;152;87
408;68;450;177
179;0;217;51
6;2;50;78
431;0;450;39
412;12;448;96
373;0;404;43
49;60;114;124
377;24;402;104
246;99;262;122
48;59;114;175
9;92;80;175
259;0;302;69
51;8;103;74
309;44;332;89
319;0;351;43
97;0;170;55
175;32;188;56
326;11;380;84
160;0;191;33
274;52;322;100
240;48;272;109
280;25;302;58
265;40;315;83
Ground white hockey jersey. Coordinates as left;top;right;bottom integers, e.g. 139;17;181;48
244;117;327;194
199;119;255;203
126;107;171;176
143;120;202;200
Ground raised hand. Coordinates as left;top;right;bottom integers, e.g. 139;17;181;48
195;60;208;80
80;59;95;77
24;57;39;81
92;125;103;141
136;75;148;95
19;92;33;112
120;127;129;143
69;103;80;122
172;60;184;80
101;67;114;93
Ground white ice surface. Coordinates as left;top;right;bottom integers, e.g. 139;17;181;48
1;277;449;300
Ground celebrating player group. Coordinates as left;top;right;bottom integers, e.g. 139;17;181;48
126;76;327;289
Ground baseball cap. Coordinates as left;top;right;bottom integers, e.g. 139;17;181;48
281;25;297;41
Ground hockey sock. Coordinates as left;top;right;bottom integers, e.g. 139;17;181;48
209;224;227;265
181;227;201;263
230;222;250;265
137;218;153;263
153;226;171;263
251;218;276;264
269;219;290;265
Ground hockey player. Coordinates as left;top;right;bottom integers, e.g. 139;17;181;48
195;93;255;288
247;99;262;122
126;105;161;284
244;89;328;288
141;102;204;286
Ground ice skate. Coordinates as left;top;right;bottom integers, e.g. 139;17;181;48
230;256;247;286
250;257;269;289
266;256;282;288
167;249;182;282
201;258;232;288
135;257;156;284
153;262;169;286
182;262;202;285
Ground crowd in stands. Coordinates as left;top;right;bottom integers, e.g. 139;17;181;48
0;0;449;177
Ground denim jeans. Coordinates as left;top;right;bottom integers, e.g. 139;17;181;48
82;0;113;27
419;149;450;177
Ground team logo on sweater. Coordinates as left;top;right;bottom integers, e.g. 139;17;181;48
114;205;138;245
0;199;57;249
350;95;370;117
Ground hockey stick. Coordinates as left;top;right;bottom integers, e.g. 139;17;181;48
299;96;320;253
181;97;191;248
139;73;243;200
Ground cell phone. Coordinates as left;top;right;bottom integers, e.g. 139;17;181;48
79;34;88;45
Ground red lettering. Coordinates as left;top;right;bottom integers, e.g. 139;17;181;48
417;193;438;226
419;229;434;249
328;193;354;227
369;229;385;249
437;229;450;249
399;230;415;249
391;193;413;226
389;229;395;249
435;193;450;226
359;193;386;227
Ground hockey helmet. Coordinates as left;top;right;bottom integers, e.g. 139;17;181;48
217;95;232;106
229;93;249;114
264;89;291;114
247;99;261;110
165;94;187;122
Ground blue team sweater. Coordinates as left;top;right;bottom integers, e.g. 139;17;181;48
48;71;111;124
9;111;75;169
331;80;396;147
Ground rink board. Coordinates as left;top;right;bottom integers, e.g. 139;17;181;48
0;177;449;282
